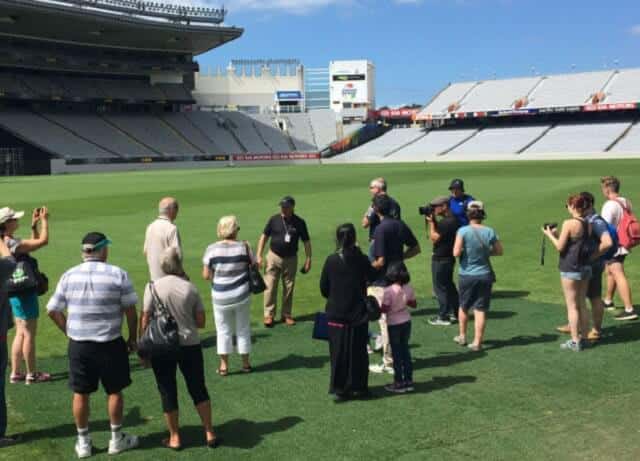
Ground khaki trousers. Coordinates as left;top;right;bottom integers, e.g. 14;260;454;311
367;286;393;366
263;251;298;319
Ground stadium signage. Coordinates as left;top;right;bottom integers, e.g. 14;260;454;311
276;91;303;101
537;106;581;114
583;102;637;112
233;153;320;161
378;109;419;119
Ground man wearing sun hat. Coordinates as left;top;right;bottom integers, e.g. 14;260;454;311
47;232;139;459
256;196;312;327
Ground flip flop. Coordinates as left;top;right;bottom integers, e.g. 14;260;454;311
216;368;228;377
162;438;182;451
207;437;220;449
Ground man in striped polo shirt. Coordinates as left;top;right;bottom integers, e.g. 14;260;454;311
47;232;139;459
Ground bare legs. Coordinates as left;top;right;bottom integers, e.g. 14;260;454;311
11;319;37;376
605;262;633;309
561;278;589;343
162;401;216;448
457;308;486;347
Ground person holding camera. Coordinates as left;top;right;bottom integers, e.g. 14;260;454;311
0;207;50;385
423;196;460;326
453;201;502;351
257;196;312;328
448;179;475;226
542;194;592;352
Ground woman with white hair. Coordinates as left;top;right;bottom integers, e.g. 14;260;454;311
202;215;253;376
141;247;217;450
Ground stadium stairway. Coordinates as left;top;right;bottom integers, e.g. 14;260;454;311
383;129;430;159
438;128;482;157
516;124;557;154
158;116;204;154
606;119;639;151
161;113;224;154
221;118;249;153
99;115;164;157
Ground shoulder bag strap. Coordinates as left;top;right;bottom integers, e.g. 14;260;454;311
149;282;169;317
243;241;255;265
470;226;491;256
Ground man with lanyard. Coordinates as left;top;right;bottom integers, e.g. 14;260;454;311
556;192;614;341
362;177;401;261
257;196;312;328
448;179;475;226
369;195;420;374
426;196;461;326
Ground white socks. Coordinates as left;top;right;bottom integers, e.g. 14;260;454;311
111;424;122;442
77;427;90;445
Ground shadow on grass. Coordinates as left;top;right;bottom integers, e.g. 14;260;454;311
369;375;476;399
492;290;530;299
252;354;329;373
413;350;487;370
599;322;640;346
483;333;558;350
410;308;439;318
142;416;304;450
19;407;146;442
201;332;271;349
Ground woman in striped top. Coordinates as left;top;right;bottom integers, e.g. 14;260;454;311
202;216;253;376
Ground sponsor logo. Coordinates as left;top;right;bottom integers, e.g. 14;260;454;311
342;83;357;99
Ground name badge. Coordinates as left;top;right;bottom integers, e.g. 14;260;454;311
284;233;291;243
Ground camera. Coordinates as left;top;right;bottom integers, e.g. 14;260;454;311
543;222;558;230
418;205;434;217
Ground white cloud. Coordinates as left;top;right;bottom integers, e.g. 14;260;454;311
165;0;343;15
631;24;640;36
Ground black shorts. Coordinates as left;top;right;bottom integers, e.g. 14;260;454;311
68;337;131;395
459;274;493;312
587;263;604;300
606;254;626;265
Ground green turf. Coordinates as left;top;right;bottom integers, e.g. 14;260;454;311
3;160;640;460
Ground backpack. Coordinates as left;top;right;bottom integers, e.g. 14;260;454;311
589;214;619;261
614;199;640;250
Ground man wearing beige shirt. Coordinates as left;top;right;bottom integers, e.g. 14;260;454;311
143;197;183;281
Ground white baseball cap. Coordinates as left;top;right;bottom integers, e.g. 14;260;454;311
0;207;25;225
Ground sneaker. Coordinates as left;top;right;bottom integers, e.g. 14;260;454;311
453;335;467;346
25;371;51;385
603;301;616;311
403;381;415;392
373;334;384;351
428;316;451;326
467;343;482;352
614;309;638;321
9;373;25;384
556;324;571;334
560;339;582;352
449;315;458;324
369;363;394;374
366;344;373;355
384;382;407;394
108;433;139;455
75;438;92;459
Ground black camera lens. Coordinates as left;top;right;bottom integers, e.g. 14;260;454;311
418;205;433;216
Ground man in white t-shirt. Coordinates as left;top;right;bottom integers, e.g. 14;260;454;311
143;197;183;281
600;176;637;321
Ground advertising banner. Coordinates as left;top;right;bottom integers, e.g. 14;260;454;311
233;153;320;161
582;102;637;112
378;109;420;119
276;91;303;101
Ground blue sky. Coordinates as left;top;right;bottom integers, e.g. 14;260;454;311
173;0;640;107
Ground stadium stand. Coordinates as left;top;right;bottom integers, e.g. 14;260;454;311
308;109;339;149
283;113;317;152
419;82;478;116
250;114;293;152
183;112;246;154
460;77;541;112
221;111;271;153
527;71;612;108
161;113;223;154
520;122;632;156
446;125;552;158
606;69;640;104
326;128;425;163
610;121;640;154
387;129;480;162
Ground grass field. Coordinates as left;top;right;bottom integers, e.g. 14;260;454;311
3;160;640;460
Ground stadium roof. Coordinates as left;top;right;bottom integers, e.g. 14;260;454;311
0;0;243;54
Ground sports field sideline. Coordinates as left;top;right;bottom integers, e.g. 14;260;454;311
3;159;640;460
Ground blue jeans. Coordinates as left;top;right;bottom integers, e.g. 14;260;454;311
0;339;7;437
388;321;412;384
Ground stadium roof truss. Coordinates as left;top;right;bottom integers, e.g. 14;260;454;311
0;0;243;54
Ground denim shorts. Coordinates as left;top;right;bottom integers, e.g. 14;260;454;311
560;266;592;281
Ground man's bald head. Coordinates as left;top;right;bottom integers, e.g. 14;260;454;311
159;197;179;221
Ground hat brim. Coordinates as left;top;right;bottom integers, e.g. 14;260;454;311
12;211;25;220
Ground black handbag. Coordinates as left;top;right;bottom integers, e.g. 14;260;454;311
137;282;180;360
8;254;39;296
312;312;329;340
244;242;266;294
365;295;381;321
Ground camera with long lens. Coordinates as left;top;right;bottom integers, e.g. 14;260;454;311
543;222;558;230
418;205;434;217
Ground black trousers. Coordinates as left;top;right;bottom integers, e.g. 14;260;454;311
432;257;459;319
328;321;369;395
151;344;210;413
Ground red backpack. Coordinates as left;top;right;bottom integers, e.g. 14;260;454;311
615;199;640;250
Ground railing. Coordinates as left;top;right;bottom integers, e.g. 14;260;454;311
32;0;226;25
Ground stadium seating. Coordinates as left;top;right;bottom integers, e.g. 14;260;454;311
220;111;271;153
183;111;245;154
308;109;339;149
387;129;479;162
46;113;158;157
606;69;640;104
446;125;551;158
326;128;425;163
283;113;317;151
250;114;293;152
460;77;541;112
0;73;32;97
161;113;223;154
606;122;640;154
0;110;112;158
528;71;613;108
103;114;200;155
520;122;631;156
419;82;477;116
